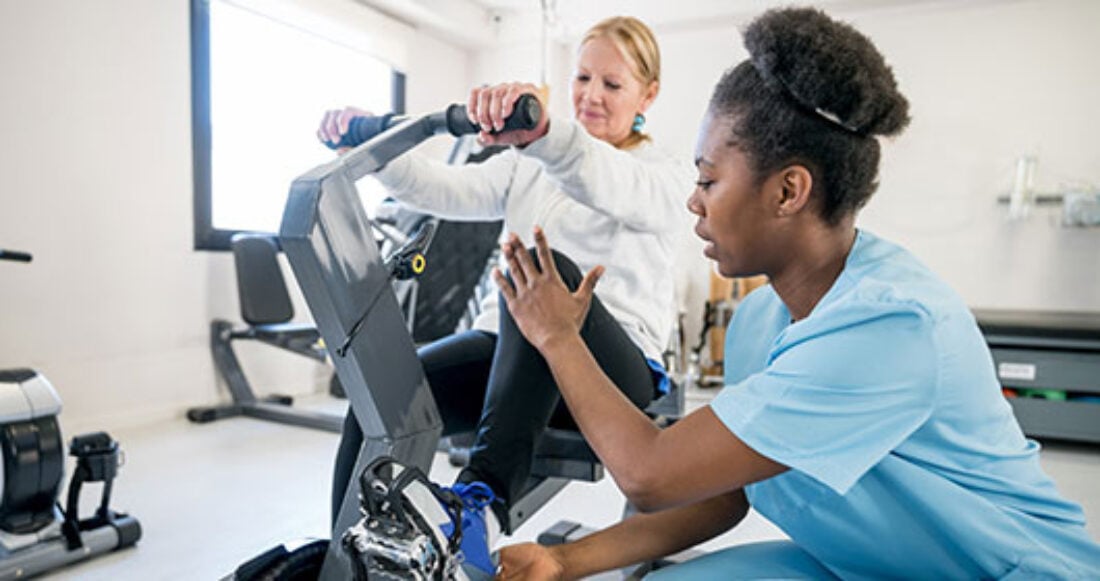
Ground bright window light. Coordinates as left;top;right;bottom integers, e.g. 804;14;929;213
193;0;398;249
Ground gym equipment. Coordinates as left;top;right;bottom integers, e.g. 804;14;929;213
231;93;689;579
352;140;507;347
286;94;562;579
0;250;141;579
331;198;504;400
0;250;31;263
229;94;621;580
341;456;487;580
187;233;341;433
193;144;505;431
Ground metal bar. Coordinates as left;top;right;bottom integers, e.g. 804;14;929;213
210;319;258;404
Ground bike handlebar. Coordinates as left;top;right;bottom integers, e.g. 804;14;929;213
0;249;32;263
325;93;542;150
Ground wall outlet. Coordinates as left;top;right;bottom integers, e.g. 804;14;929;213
1062;192;1100;227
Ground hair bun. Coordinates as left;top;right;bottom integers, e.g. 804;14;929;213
744;7;910;137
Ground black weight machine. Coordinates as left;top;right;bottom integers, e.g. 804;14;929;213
0;249;141;578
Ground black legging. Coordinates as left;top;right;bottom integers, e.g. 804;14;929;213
332;250;659;526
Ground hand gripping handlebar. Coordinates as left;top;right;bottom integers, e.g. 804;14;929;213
325;93;541;150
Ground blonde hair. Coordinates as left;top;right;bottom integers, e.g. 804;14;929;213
581;16;660;149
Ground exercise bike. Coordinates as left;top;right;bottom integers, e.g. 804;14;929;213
229;95;642;580
0;248;141;579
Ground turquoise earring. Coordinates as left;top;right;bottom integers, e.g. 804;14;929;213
632;113;645;132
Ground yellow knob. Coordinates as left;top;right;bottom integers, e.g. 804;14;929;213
411;254;426;274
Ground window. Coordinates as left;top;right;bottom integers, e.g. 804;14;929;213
191;0;404;250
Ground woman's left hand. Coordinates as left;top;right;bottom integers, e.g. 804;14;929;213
492;227;604;354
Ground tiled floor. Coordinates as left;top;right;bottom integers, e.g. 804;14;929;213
40;392;1100;580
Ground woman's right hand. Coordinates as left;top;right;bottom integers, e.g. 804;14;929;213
316;106;373;153
468;82;549;147
496;543;567;580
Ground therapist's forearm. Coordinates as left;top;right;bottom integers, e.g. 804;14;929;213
539;334;665;501
550;489;749;580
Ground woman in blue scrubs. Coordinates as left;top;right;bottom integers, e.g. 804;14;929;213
491;6;1100;579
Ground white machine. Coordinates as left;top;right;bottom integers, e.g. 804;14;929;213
0;249;140;579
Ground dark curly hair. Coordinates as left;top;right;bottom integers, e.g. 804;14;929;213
709;7;910;225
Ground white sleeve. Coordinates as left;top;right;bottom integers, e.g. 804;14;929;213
370;148;518;221
519;116;693;233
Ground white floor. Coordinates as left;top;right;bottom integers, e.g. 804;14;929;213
38;391;1100;581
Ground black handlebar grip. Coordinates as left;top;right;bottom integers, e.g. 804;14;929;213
0;249;32;263
444;93;542;137
323;94;541;150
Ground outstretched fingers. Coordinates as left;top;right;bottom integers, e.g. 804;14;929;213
491;266;515;302
577;265;604;302
500;236;528;289
532;226;558;281
499;227;602;302
507;233;541;286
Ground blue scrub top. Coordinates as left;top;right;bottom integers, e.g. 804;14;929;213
709;230;1100;579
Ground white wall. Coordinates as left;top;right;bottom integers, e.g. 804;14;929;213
0;0;473;432
849;0;1100;311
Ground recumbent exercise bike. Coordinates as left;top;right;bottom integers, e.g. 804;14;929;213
230;95;684;580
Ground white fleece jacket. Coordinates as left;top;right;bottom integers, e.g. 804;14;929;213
372;115;694;361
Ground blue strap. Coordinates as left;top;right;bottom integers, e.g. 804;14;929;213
646;358;670;395
447;481;495;509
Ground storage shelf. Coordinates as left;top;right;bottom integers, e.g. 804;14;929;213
975;308;1100;445
1006;397;1100;443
